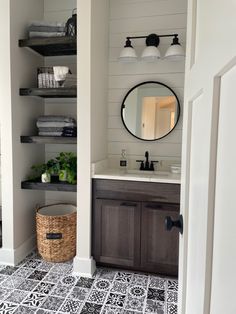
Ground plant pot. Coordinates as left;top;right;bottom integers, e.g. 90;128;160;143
59;170;67;182
41;172;51;183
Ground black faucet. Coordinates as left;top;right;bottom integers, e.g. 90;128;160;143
136;151;159;171
144;151;150;170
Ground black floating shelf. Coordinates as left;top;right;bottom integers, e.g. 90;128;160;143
19;36;76;56
20;88;77;98
21;136;77;144
21;180;77;192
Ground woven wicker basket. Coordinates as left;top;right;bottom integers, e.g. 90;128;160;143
36;203;77;262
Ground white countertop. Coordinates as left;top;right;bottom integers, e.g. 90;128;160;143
92;169;181;184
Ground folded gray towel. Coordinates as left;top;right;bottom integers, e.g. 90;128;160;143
38;127;64;132
63;81;77;88
37;121;76;128
29;32;66;38
29;21;66;28
63;74;77;87
37;116;76;123
39;132;63;137
29;26;65;32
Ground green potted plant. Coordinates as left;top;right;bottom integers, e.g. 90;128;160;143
29;152;77;184
56;152;77;184
46;158;60;178
30;163;50;183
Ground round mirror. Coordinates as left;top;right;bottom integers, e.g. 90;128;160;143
121;81;180;141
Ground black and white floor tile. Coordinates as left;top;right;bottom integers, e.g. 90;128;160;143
0;251;178;313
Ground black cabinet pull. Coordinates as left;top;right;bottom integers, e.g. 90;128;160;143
165;215;183;234
120;202;137;207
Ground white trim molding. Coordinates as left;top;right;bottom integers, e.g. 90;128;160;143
0;234;36;266
73;256;96;278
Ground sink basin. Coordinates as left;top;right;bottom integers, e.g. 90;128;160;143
126;170;170;176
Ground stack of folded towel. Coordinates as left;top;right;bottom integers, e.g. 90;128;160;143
29;21;66;38
37;116;77;137
63;74;77;88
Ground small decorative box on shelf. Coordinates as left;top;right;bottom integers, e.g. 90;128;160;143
19;88;77;98
20;136;77;145
18;37;76;56
21;180;77;192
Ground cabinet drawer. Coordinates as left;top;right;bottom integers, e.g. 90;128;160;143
143;202;179;212
93;179;180;204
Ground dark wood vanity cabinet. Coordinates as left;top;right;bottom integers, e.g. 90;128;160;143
92;179;180;276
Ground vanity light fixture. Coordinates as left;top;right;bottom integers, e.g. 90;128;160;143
119;38;138;62
119;33;185;62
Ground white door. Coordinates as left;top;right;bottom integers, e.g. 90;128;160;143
179;0;236;313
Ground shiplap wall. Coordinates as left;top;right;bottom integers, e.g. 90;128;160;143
108;0;187;162
44;0;77;204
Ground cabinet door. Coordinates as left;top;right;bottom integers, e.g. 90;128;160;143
141;202;179;276
93;199;141;267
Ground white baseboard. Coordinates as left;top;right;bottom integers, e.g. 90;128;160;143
0;248;15;265
0;234;36;266
14;234;36;265
73;256;96;278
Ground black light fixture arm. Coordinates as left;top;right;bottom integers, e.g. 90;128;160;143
126;33;178;40
126;33;179;48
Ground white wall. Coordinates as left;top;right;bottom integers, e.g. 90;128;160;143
0;0;44;264
44;0;77;205
108;0;187;162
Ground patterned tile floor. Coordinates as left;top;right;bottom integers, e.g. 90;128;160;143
0;251;178;313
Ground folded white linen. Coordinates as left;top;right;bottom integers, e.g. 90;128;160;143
53;66;70;82
29;26;65;32
29;32;66;38
29;21;66;28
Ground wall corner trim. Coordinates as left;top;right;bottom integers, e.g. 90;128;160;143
73;256;96;278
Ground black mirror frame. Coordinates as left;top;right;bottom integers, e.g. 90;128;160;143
121;81;181;142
